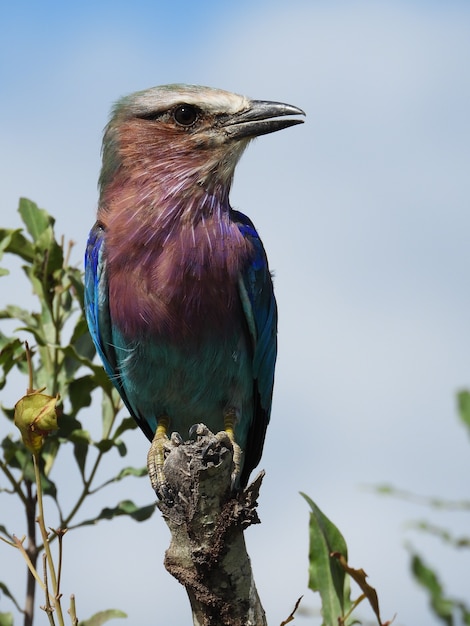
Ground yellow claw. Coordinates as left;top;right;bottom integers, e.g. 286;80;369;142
147;415;170;495
219;408;242;486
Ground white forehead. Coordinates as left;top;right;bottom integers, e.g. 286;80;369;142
118;84;251;118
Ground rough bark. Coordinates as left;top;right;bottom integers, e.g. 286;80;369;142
157;425;267;626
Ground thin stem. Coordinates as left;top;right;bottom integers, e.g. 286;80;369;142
25;341;34;394
33;454;65;626
51;289;63;397
63;239;75;269
42;553;56;626
12;535;45;593
55;529;67;594
340;593;366;625
69;595;79;626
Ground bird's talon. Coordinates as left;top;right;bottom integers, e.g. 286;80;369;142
189;423;211;440
168;431;183;448
215;429;242;490
147;417;174;500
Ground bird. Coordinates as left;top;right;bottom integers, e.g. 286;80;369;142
84;84;304;500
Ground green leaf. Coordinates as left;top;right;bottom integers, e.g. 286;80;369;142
72;500;156;528
21;265;46;304
114;466;147;480
69;317;96;362
368;483;470;511
68;428;91;476
409;520;470;548
0;525;11;538
1;436;35;480
0;336;25;389
115;440;127;457
0;229;20;263
38;471;57;500
410;552;454;625
459;604;470;625
457;390;470;437
0;305;37;327
94;439;114;453
60;345;114;390
42;436;60;476
0;227;35;262
93;466;148;493
18;198;54;242
101;389;120;439
13;325;47;348
0;581;23;612
0;333;23;354
113;417;137;440
301;493;351;626
78;609;127;626
94;438;127;457
68;376;96;415
56;413;84;439
68;429;92;444
0;612;14;626
2;436;58;492
66;267;86;310
1;407;15;422
36;233;63;272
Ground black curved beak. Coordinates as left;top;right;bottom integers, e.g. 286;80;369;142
224;100;305;140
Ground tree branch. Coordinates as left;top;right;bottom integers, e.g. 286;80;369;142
157;425;267;626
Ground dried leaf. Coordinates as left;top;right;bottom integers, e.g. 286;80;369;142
280;596;303;625
332;552;390;625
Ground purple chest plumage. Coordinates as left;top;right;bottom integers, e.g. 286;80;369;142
104;204;253;340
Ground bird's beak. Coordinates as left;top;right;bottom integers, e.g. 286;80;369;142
223;100;305;140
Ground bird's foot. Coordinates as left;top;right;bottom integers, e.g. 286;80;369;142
221;408;243;489
147;417;182;505
215;430;242;490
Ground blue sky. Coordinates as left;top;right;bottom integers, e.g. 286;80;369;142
1;1;470;625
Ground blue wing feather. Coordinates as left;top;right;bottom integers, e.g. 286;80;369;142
232;210;278;483
84;222;154;439
84;223;113;376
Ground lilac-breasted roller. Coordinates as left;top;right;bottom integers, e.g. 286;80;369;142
85;84;304;500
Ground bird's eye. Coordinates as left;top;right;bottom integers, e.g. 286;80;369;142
173;104;199;127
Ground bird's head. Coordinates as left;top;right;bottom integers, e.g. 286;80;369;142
99;84;304;210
